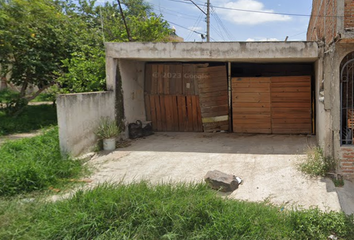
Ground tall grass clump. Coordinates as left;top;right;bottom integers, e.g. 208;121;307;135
1;182;353;239
0;104;57;136
299;147;336;177
0;127;83;196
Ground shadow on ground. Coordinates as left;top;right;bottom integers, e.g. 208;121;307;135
120;132;317;155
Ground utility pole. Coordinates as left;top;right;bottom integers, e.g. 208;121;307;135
188;0;210;41
206;0;210;42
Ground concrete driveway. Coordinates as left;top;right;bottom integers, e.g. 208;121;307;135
83;132;354;213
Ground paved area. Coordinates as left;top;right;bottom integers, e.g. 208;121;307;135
81;132;353;213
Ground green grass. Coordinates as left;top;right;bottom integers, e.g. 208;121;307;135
299;147;336;177
0;127;84;196
0;182;353;240
32;92;56;102
0;104;57;136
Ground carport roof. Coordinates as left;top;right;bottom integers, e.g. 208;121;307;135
105;41;319;63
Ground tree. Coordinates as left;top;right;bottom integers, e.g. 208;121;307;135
0;0;173;112
57;0;172;93
0;0;72;106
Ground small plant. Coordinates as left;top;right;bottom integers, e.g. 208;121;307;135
299;147;336;177
95;117;120;139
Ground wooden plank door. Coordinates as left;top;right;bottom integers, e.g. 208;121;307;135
144;63;203;132
232;77;271;133
271;76;312;134
197;65;229;132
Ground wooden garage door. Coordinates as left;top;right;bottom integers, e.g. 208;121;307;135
232;77;271;133
271;76;311;134
232;76;311;134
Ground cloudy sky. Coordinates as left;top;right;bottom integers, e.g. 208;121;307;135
145;0;313;42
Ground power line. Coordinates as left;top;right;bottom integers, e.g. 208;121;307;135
168;0;339;18
211;5;234;41
167;20;215;41
154;5;201;20
167;20;204;35
188;0;206;15
186;12;204;41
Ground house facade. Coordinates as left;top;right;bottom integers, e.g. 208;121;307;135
307;0;354;178
57;0;354;179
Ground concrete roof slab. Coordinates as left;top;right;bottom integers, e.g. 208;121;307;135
105;42;319;63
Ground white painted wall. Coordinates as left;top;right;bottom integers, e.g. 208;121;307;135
119;60;146;126
57;91;115;156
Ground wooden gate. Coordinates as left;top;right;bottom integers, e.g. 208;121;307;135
232;76;311;134
144;63;202;132
144;63;228;132
197;65;229;132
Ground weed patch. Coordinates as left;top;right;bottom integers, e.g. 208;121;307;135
0;182;353;239
299;147;336;177
0;127;84;196
0;104;57;136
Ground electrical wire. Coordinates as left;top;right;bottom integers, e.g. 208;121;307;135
185;12;204;41
168;0;337;18
211;5;234;41
167;20;216;41
155;5;201;20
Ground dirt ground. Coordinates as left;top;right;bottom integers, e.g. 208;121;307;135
67;132;354;213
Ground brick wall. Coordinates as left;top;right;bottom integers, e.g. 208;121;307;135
345;0;354;29
340;148;354;178
307;0;337;45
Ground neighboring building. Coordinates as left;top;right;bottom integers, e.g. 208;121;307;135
57;0;354;179
307;0;354;178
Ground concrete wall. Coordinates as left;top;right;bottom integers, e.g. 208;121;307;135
105;42;319;62
57;91;115;156
119;60;146;127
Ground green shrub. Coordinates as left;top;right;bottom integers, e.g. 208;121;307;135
0;127;83;196
299;147;336;177
1;182;353;239
0;89;20;110
0;89;19;103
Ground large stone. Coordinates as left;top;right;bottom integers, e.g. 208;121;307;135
204;170;240;192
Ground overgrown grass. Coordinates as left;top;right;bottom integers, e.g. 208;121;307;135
32;92;56;102
0;182;353;239
0;104;57;136
299;147;336;177
0;127;84;196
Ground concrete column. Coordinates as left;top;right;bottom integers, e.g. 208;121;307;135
106;57;117;91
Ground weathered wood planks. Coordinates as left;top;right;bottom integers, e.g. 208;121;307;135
197;65;229;132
